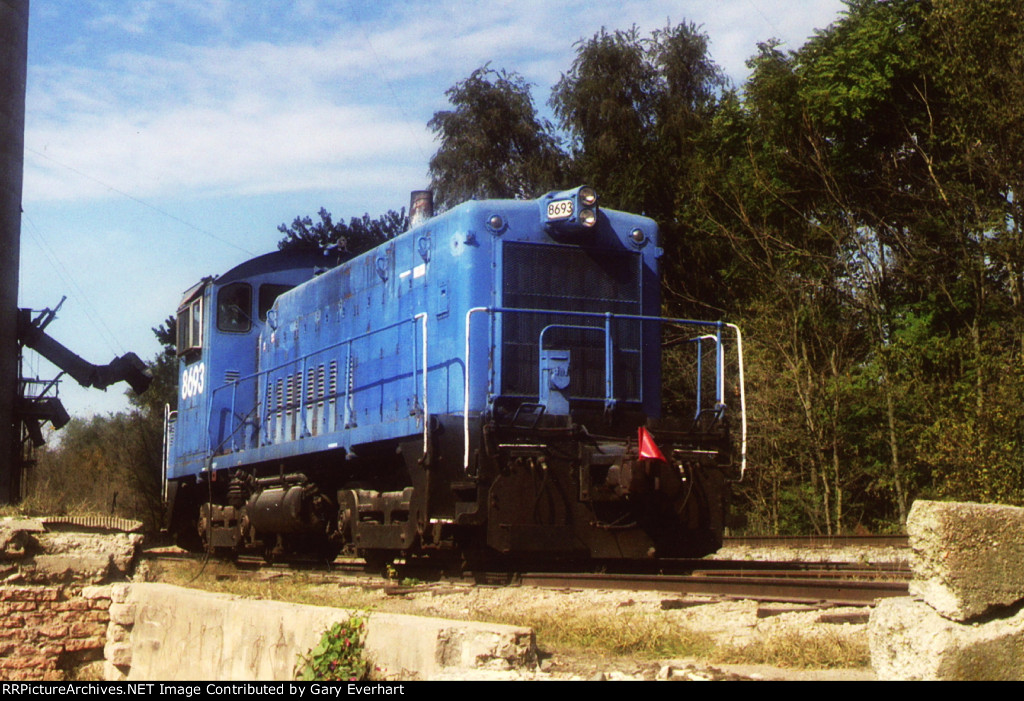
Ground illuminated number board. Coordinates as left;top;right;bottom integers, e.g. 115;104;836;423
546;199;574;220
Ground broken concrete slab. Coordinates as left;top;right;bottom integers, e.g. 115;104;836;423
125;583;535;681
870;596;1024;680
14;532;143;583
907;500;1024;621
0;518;142;583
0;517;46;533
26;553;115;583
0;518;45;560
34;532;142;575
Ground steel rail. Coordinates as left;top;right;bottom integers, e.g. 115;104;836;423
517;571;908;606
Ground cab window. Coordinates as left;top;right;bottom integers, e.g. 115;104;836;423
259;284;293;321
176;297;203;356
217;282;253;333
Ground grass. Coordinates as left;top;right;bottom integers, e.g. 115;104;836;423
477;608;868;668
715;630;870;669
479;608;716;659
152;560;385;610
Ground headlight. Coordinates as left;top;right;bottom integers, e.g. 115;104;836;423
541;185;600;235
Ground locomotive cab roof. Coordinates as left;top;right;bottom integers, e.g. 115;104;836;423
177;249;328;310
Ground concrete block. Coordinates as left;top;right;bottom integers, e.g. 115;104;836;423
0;518;45;533
26;554;112;583
0;519;41;560
104;660;128;682
908;500;1024;620
870;597;1024;680
107;622;130;644
82;585;113;601
104;638;133;667
124;583;535;681
108;602;135;626
109;583;130;603
34;532;142;577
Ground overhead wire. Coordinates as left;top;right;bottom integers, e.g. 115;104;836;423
19;145;260;369
743;0;783;41
25;146;257;257
354;19;431;167
19;10;429;370
22;210;125;358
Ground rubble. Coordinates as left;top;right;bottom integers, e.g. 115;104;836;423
906;500;1024;621
869;500;1024;680
0;517;141;681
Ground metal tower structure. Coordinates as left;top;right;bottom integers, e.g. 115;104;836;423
0;0;29;504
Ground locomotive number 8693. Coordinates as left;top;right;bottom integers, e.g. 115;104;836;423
163;186;746;566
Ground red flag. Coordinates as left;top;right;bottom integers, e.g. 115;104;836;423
638;426;667;462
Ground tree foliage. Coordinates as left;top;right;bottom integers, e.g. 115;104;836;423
551;23;727;219
428;66;565;207
30;2;1024;536
277;208;406;258
429;3;1024;532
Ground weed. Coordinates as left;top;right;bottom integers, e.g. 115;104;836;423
295;616;371;681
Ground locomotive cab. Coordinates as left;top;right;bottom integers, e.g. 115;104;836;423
166;251;327;483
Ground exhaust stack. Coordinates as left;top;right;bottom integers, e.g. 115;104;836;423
409;190;433;229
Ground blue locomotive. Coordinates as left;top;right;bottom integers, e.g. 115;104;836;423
163;186;746;563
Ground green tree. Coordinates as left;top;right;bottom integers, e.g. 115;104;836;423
551;27;659;214
277;208;406;258
551;24;731;321
551;24;726;218
692;0;1024;533
428;66;565;207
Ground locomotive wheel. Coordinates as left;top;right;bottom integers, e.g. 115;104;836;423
197;505;212;553
673;466;726;557
173;522;204;554
211;546;238;562
167;482;204;553
361;549;395;575
196;503;239;561
263;534;285;564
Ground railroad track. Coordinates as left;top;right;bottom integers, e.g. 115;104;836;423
144;547;910;607
515;566;908;607
723;534;909;549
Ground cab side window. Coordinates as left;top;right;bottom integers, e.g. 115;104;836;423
217;283;253;333
259;284;293;321
177;297;203;356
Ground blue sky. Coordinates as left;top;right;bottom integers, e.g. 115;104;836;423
19;0;845;419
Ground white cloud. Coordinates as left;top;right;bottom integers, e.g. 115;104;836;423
19;0;847;421
25;0;846;206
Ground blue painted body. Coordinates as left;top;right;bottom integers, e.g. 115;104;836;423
168;190;705;482
165;188;741;560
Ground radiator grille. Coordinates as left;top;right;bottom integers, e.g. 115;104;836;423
501;242;643;401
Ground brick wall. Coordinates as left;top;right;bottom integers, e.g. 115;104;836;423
0;584;112;681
